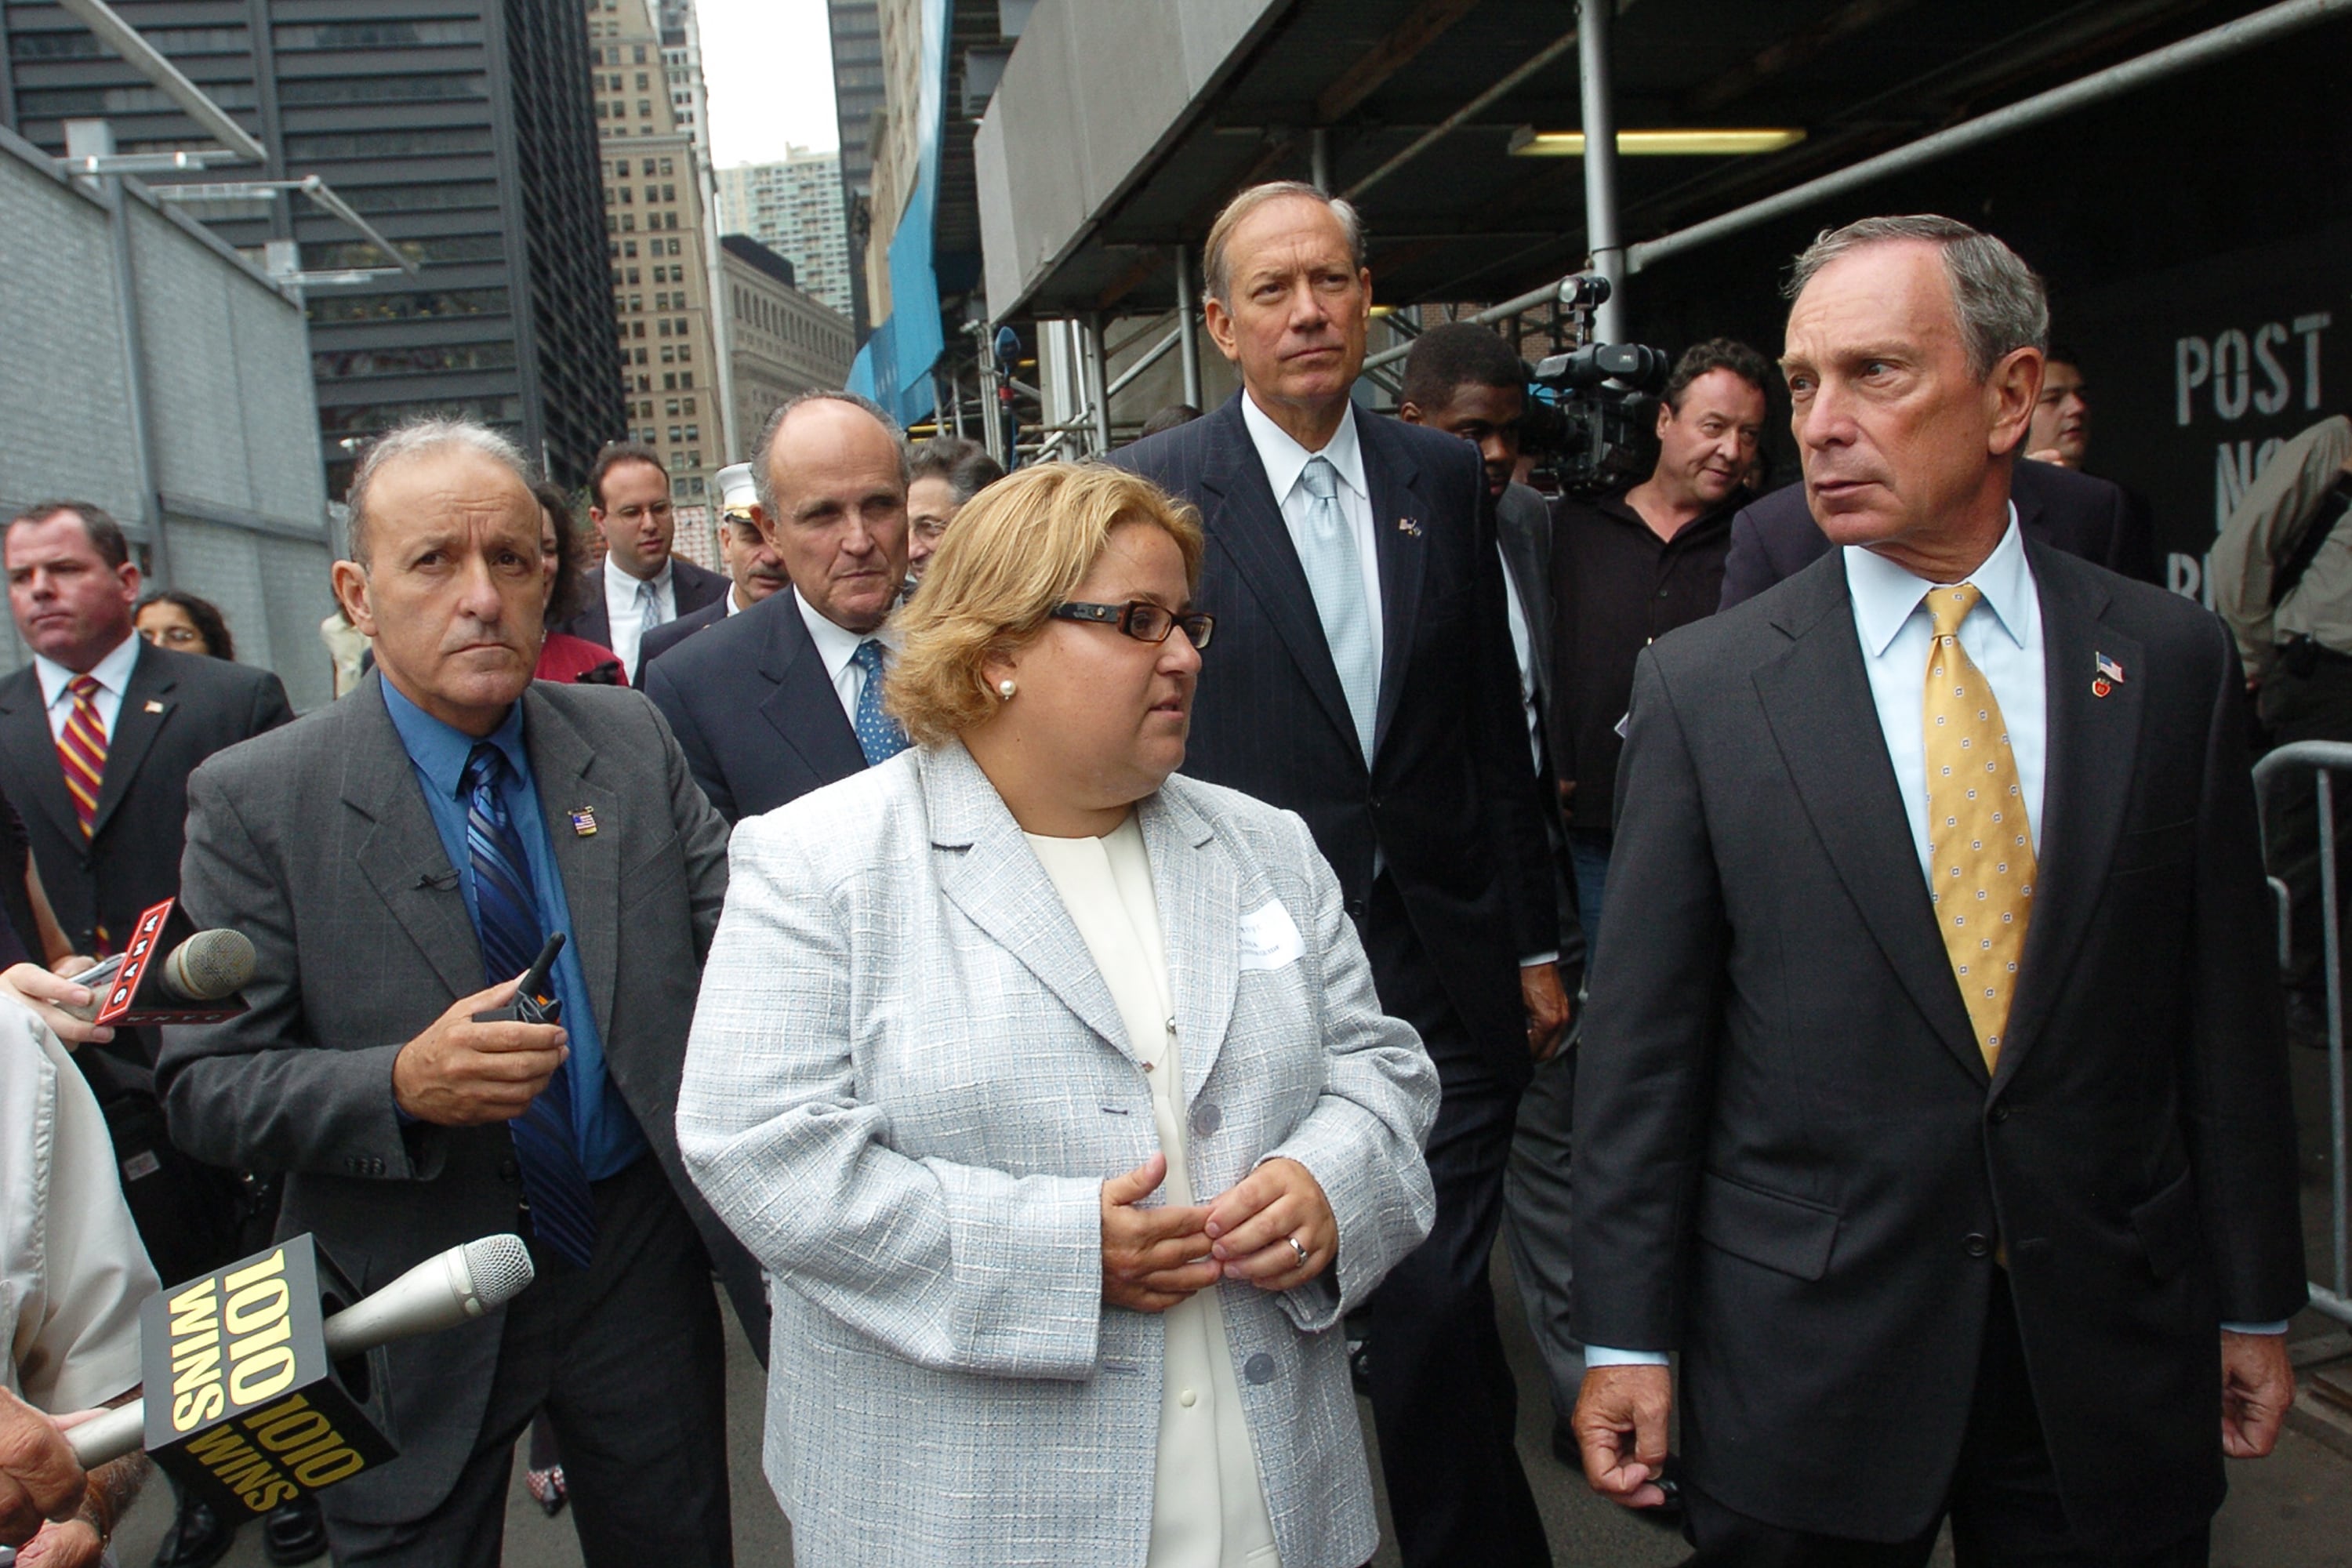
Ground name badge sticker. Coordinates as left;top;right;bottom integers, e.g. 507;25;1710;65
1237;899;1306;972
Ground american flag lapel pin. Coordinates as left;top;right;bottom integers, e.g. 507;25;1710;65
1397;517;1423;537
568;807;598;837
2092;652;2125;699
143;699;165;713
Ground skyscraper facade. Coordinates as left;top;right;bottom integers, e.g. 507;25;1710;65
0;0;623;499
715;148;854;317
826;0;880;332
720;234;855;449
589;0;724;504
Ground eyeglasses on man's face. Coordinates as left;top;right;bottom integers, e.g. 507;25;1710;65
1047;599;1214;650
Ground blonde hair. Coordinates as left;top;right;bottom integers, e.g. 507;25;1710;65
886;463;1203;746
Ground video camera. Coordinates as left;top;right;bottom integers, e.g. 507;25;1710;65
1527;274;1672;495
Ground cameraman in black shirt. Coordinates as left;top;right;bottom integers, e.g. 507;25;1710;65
1550;339;1771;931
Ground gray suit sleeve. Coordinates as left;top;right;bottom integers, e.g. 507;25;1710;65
648;695;730;962
158;760;429;1180
1569;650;1729;1350
678;815;1105;1381
1261;811;1439;1330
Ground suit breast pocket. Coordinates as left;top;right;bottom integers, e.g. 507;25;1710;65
2109;818;2195;879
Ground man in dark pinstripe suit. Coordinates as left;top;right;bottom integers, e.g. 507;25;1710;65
1112;181;1571;1568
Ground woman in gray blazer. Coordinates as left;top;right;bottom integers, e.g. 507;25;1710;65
679;463;1439;1568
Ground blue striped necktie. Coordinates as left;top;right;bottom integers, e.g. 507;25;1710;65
462;743;597;1269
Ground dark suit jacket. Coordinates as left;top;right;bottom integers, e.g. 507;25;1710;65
635;593;732;675
640;591;866;824
155;674;736;1523
1573;543;2304;1550
1112;395;1564;1068
1719;458;2161;610
559;556;731;652
1496;481;1554;721
0;639;293;959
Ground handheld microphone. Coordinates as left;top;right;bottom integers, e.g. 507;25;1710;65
62;930;255;1023
66;1235;535;1471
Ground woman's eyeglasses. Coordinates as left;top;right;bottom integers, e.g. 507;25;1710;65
1048;600;1215;650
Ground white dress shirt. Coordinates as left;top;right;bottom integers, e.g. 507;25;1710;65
1239;391;1385;679
795;587;898;728
1496;545;1543;774
604;557;677;680
1024;818;1280;1568
32;630;140;744
2;999;158;1415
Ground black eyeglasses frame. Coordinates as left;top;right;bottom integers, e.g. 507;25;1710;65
1047;599;1215;650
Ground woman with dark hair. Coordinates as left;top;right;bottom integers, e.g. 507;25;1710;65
531;481;628;685
135;590;236;661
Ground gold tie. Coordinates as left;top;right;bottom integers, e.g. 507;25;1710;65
1922;584;2035;1075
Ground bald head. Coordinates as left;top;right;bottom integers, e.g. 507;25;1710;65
757;394;910;634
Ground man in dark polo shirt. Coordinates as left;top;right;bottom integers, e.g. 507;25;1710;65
1551;339;1770;931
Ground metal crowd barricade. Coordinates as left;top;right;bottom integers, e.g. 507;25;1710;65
2252;739;2352;1327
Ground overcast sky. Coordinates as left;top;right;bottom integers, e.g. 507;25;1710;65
699;0;840;167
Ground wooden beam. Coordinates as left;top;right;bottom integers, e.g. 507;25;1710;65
1316;0;1485;124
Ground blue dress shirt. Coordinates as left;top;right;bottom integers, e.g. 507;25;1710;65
1585;512;2279;1369
381;679;647;1180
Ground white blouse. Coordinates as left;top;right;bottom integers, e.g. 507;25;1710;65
1025;815;1283;1568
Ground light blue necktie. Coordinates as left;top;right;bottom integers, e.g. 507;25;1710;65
851;640;909;765
1296;456;1377;764
637;576;668;628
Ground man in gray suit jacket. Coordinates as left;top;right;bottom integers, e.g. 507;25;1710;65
158;420;736;1566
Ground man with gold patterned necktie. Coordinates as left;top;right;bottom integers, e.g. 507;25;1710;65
1566;216;2304;1568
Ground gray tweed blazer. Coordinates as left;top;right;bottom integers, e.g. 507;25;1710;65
680;739;1438;1568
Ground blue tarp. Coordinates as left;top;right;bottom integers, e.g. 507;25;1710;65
848;0;949;428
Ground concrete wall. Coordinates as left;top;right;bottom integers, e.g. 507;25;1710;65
974;0;1281;319
0;126;336;711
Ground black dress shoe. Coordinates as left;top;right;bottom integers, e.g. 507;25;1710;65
151;1494;234;1568
264;1494;329;1566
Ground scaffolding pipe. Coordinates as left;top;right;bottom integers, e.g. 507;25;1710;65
1341;20;1586;203
55;0;267;162
1628;0;2352;274
1087;314;1114;454
1362;274;1578;374
1174;246;1203;409
1577;0;1626;343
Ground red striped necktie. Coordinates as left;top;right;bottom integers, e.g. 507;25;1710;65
59;673;108;839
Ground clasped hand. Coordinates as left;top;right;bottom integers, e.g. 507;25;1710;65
1099;1152;1336;1313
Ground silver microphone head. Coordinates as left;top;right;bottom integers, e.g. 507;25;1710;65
164;929;256;1000
458;1234;535;1315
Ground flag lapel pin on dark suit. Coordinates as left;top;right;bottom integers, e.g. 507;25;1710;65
143;699;166;713
1397;517;1423;537
569;808;598;837
2093;652;2125;698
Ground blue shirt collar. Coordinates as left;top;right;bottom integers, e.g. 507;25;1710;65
379;676;528;800
1844;503;2032;659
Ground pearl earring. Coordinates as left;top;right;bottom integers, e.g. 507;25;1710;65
997;679;1017;700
